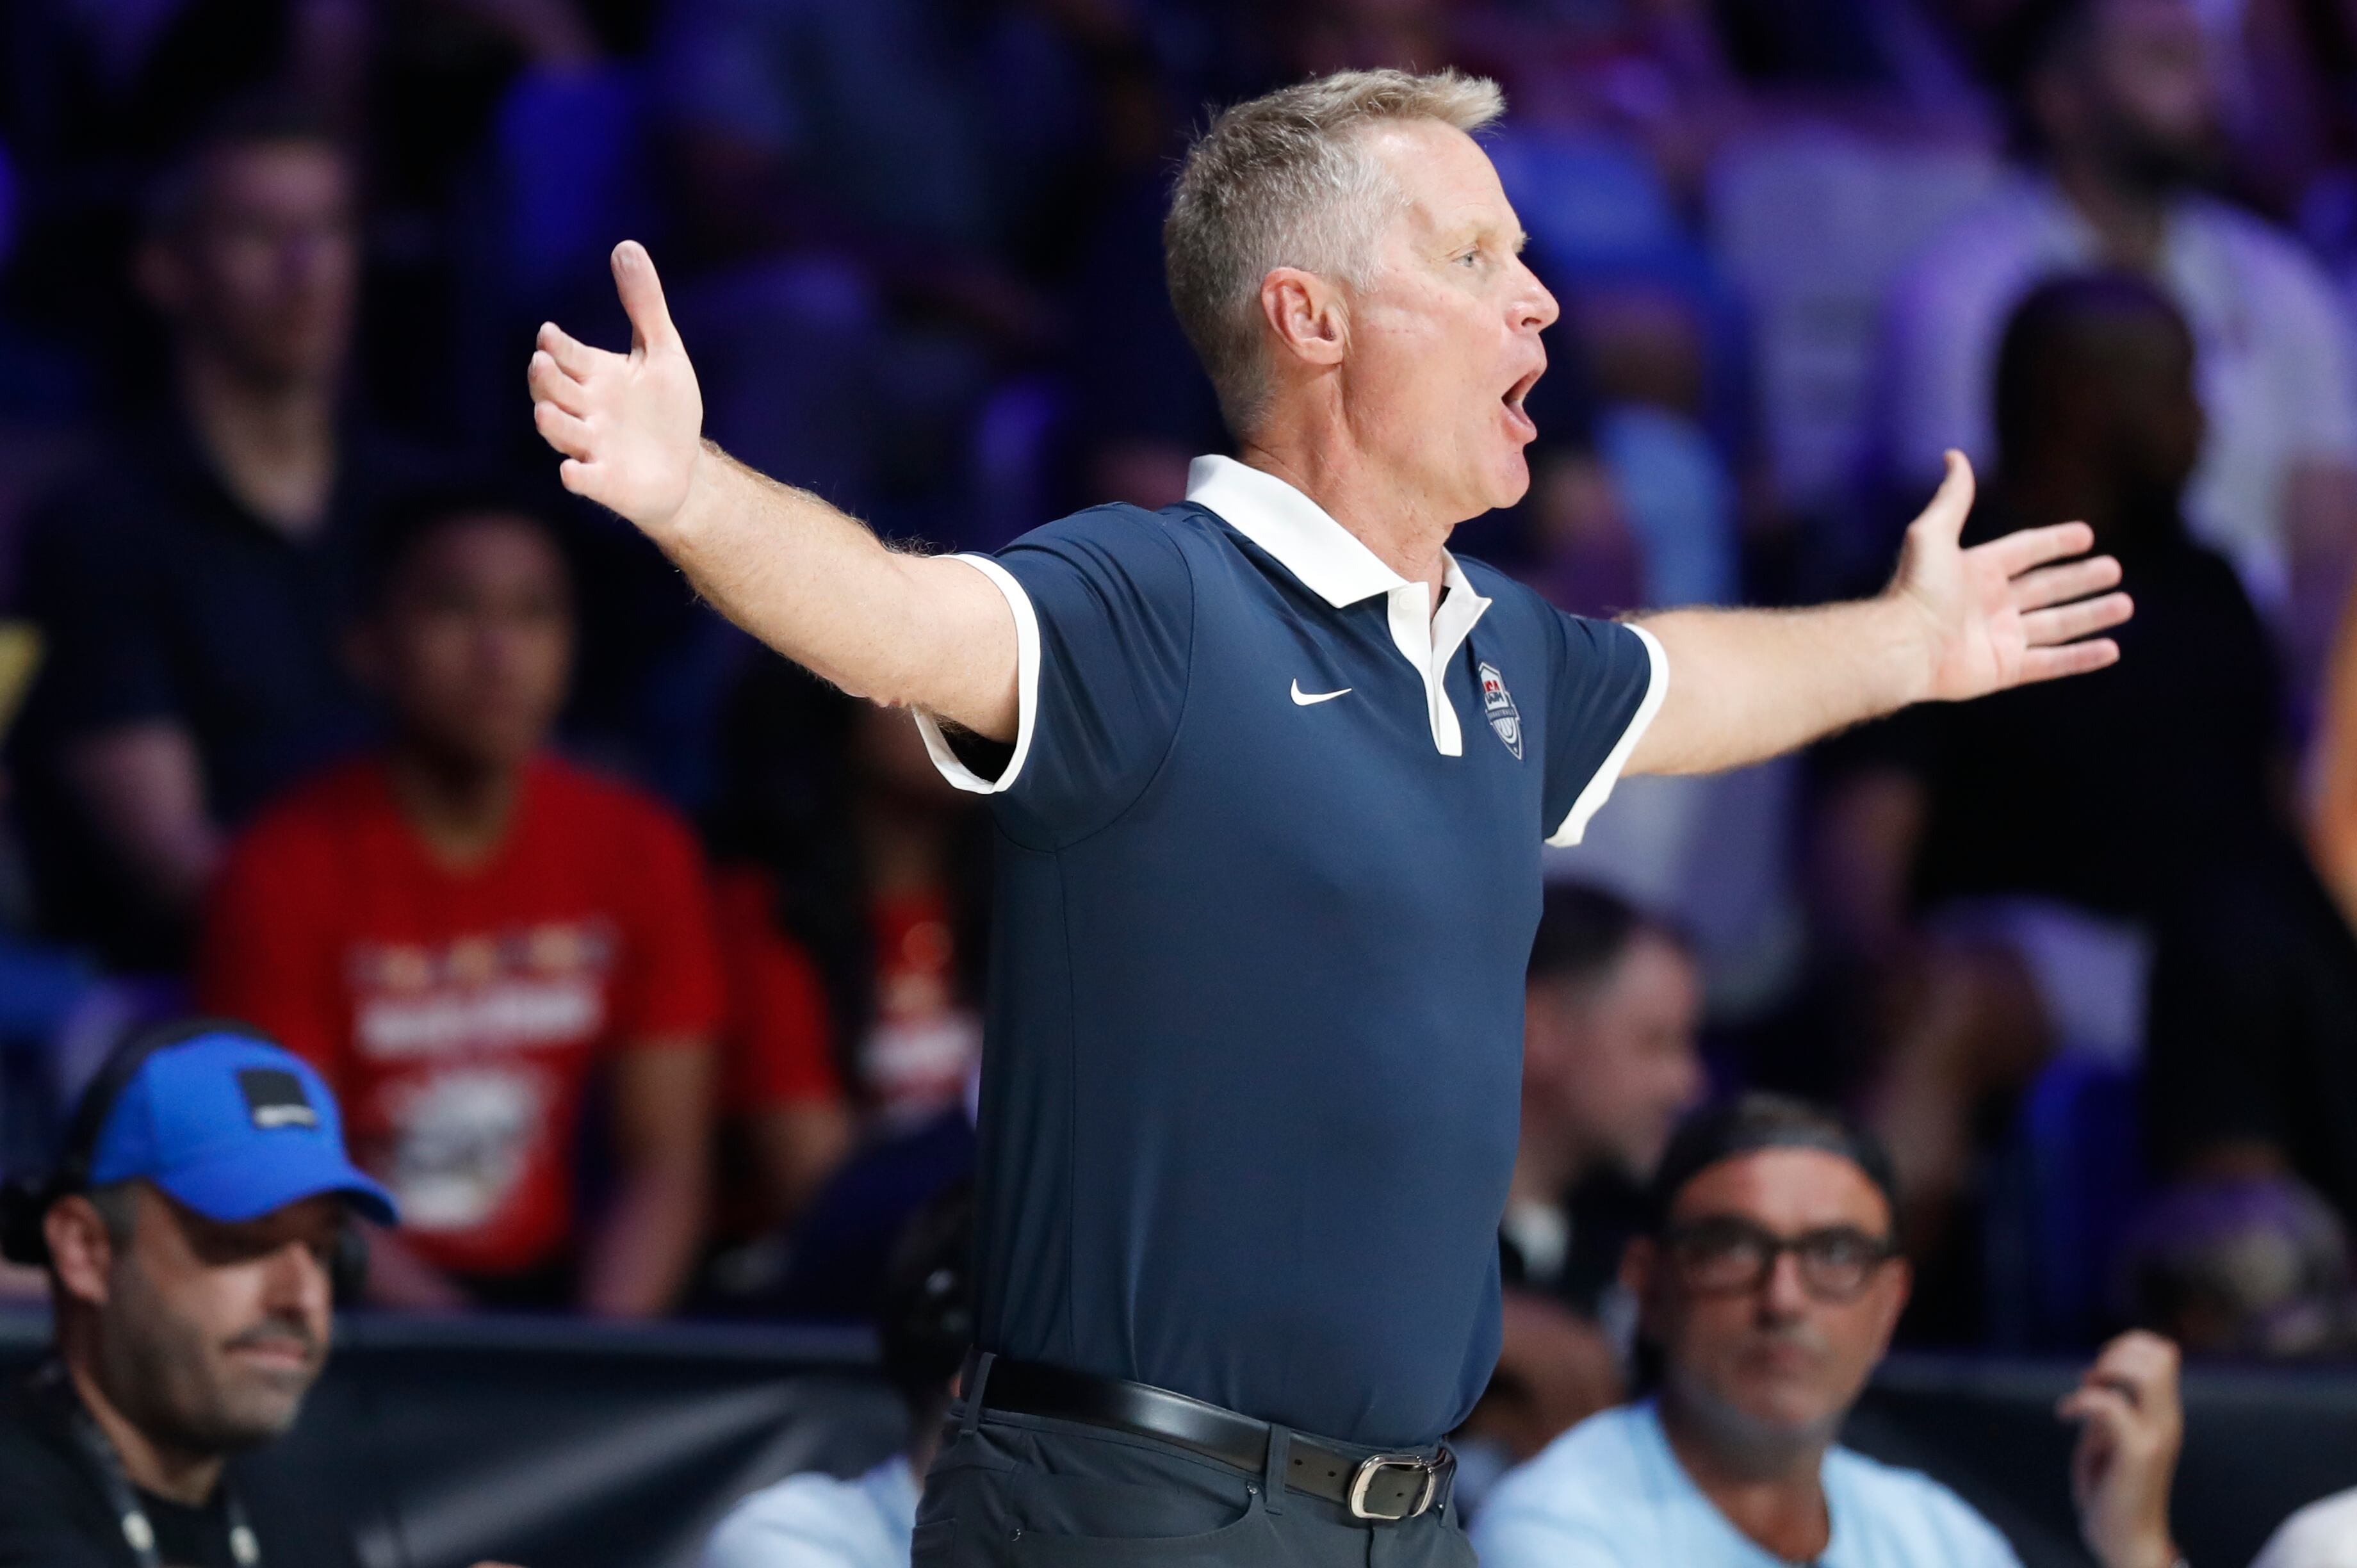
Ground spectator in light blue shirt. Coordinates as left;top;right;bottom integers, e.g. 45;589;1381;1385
1474;1095;2187;1568
702;1185;970;1568
702;1458;918;1568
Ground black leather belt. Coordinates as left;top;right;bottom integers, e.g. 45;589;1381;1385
959;1351;1454;1522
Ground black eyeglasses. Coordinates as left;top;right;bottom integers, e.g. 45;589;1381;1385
1662;1217;1899;1302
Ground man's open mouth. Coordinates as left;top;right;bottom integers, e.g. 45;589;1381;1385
1502;366;1543;431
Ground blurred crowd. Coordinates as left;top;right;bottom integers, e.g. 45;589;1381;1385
7;0;2357;1430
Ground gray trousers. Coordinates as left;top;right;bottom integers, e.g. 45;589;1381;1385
913;1392;1477;1567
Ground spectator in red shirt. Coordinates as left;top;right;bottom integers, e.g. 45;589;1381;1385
198;488;721;1316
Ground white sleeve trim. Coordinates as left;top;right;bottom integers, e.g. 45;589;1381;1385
1547;623;1669;847
912;554;1041;796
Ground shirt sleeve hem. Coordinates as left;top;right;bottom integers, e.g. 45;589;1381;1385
913;553;1041;796
1547;623;1669;847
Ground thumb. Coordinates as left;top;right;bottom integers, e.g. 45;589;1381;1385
1916;449;1976;543
611;240;681;356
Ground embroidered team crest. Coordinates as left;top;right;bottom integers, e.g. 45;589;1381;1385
1478;662;1523;760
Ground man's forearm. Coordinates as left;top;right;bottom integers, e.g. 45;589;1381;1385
1629;597;1932;776
648;445;1020;739
61;724;224;911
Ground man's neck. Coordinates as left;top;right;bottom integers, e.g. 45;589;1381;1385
387;745;526;870
180;350;339;540
2051;154;2172;273
64;1358;223;1508
1658;1388;1832;1564
1237;435;1457;605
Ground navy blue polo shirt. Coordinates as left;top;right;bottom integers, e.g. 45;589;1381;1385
915;456;1665;1448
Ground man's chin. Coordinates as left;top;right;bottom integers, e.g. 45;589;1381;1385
1683;1368;1843;1444
1478;453;1533;515
1724;1388;1847;1447
1672;1366;1839;1451
216;1355;322;1428
207;1391;310;1450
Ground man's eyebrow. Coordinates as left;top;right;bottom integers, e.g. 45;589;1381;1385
1437;224;1526;256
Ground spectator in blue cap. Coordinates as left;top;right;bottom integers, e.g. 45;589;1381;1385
0;1020;397;1568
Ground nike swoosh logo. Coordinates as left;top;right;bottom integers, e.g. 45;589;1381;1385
1291;680;1352;706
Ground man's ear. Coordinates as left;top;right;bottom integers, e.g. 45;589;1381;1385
44;1196;117;1309
1257;267;1350;372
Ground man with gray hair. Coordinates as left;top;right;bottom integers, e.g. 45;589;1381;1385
528;67;2132;1567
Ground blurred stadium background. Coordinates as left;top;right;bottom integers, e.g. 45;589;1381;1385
8;0;2357;1560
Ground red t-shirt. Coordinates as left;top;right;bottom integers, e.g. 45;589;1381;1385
198;754;724;1278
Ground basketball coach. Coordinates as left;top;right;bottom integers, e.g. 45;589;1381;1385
528;68;2132;1567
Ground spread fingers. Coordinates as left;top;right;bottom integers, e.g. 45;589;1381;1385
528;352;590;417
534;400;594;459
2021;592;2132;648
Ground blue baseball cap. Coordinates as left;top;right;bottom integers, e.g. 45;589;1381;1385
85;1029;398;1227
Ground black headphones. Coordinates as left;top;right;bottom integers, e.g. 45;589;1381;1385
0;1017;370;1300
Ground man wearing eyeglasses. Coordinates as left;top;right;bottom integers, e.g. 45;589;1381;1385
1472;1095;2185;1568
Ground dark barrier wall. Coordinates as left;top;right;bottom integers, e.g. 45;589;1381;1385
3;1310;2354;1568
0;1309;909;1568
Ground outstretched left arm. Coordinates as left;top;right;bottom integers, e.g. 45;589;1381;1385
1627;452;2133;777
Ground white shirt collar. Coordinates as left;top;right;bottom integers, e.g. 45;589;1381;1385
1186;454;1492;755
1186;454;1407;608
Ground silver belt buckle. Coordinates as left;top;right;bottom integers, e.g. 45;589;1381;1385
1346;1453;1438;1521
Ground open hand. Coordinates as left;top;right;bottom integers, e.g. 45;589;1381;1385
2059;1331;2183;1568
1892;451;2134;701
527;241;705;536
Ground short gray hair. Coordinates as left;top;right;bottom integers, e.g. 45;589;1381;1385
1163;69;1506;437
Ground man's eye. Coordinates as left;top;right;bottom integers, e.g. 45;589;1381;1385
1684;1225;1756;1259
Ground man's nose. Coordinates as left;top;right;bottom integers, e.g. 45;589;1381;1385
265;1238;334;1319
1513;259;1560;334
1757;1248;1812;1317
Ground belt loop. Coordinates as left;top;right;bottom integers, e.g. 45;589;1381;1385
1260;1424;1290;1517
958;1351;997;1436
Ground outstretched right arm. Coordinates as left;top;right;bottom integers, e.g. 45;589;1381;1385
526;241;1019;741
